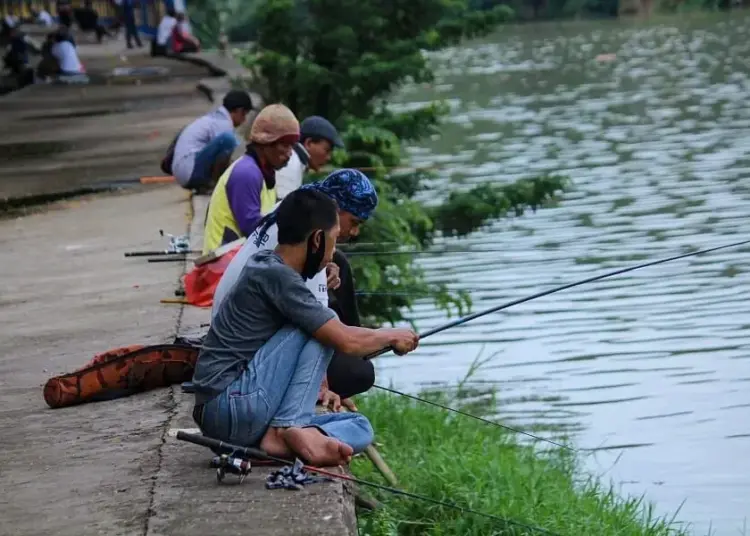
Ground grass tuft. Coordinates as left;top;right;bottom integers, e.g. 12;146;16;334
353;390;688;536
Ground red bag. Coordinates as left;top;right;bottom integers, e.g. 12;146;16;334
182;245;241;307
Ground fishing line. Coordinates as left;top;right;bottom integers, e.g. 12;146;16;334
364;238;750;361
371;384;574;452
176;432;563;536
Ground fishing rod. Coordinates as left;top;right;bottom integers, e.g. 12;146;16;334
365;238;750;361
175;431;563;536
345;246;523;258
125;250;197;257
147;256;191;263
338;241;400;250
125;242;397;259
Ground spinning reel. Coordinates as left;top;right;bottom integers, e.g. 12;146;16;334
210;453;252;484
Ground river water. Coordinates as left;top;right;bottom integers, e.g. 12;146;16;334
377;12;750;535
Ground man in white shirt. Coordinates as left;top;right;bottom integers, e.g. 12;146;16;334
3;14;18;28
212;169;378;400
36;9;54;26
170;90;253;192
275;116;344;199
51;34;83;75
151;8;176;56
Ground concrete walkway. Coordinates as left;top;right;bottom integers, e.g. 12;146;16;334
0;187;356;536
0;33;356;536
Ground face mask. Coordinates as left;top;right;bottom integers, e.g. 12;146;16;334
301;230;325;280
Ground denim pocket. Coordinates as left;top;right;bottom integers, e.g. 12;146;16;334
228;389;270;445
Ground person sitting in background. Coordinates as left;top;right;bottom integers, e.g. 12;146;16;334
0;13;18;46
51;28;84;76
36;31;60;79
213;169;379;401
73;0;110;43
151;7;176;56
275;116;344;200
3;26;27;73
170;90;253;193
34;7;54;27
202;104;298;254
2;12;19;32
192;187;419;466
170;12;199;54
3;26;33;87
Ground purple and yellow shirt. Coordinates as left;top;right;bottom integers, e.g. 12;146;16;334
203;154;276;254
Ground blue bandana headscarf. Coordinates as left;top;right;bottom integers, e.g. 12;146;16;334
300;169;378;221
252;169;378;247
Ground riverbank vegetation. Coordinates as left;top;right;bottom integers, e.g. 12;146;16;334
229;0;568;326
352;389;688;536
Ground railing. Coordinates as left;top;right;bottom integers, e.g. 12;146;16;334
0;0;176;36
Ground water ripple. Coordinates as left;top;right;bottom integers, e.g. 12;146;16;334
377;13;750;535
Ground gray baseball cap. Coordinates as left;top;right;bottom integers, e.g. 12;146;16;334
300;116;344;149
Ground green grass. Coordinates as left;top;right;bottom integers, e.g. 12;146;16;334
352;390;687;536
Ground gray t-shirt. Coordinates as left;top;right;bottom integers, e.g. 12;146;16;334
192;249;336;405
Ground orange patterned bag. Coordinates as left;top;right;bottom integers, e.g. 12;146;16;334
43;344;200;409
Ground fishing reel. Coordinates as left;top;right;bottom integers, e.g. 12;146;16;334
158;229;191;254
210;454;252;484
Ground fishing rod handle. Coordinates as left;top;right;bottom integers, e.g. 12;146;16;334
363;347;389;361
176;431;268;460
148;257;190;263
124;251;168;257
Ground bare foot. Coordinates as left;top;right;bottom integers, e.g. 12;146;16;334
260;427;293;459
283;427;354;467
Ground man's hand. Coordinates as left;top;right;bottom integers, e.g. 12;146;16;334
319;388;342;412
341;398;358;412
386;328;420;356
326;262;341;290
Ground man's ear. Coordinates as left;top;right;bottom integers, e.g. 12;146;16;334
311;229;323;251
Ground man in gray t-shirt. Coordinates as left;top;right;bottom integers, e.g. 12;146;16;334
192;188;419;467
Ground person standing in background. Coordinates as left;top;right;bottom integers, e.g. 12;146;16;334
121;0;142;49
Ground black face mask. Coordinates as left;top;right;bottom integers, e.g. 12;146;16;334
301;230;325;281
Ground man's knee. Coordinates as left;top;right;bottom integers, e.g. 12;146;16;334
350;413;374;453
351;359;375;392
213;131;240;155
327;354;374;398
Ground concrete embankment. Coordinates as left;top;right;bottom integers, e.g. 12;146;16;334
0;30;256;205
0;35;356;536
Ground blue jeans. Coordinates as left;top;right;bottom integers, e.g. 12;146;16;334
197;326;374;454
187;131;239;188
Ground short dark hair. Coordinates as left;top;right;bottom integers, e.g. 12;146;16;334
276;189;339;245
222;90;253;113
300;135;328;146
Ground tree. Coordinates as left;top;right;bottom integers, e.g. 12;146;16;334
237;0;569;326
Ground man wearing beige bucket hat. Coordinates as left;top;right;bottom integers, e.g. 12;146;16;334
203;104;300;254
